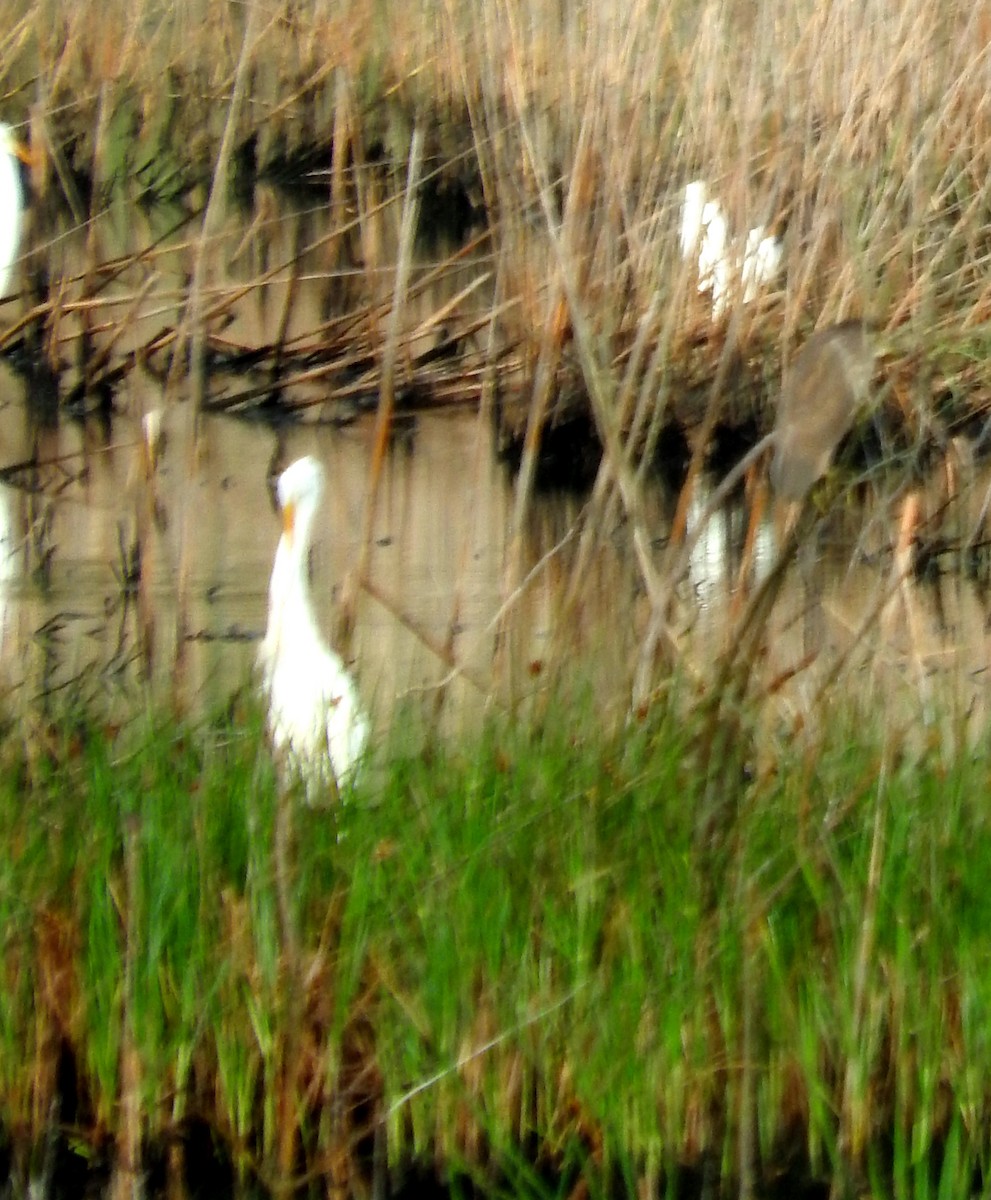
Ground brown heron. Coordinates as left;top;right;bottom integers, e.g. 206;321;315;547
770;321;876;503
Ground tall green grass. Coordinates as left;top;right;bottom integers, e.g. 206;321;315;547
0;688;986;1197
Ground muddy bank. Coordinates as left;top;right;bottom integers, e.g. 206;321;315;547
0;1033;967;1200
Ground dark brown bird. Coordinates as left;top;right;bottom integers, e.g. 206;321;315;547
771;321;876;502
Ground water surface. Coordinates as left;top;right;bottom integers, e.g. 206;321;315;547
1;185;988;747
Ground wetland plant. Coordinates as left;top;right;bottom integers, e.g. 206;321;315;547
0;691;981;1199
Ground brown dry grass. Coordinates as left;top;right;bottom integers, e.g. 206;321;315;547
6;0;991;723
6;0;988;387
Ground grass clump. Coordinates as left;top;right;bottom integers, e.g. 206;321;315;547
0;691;983;1198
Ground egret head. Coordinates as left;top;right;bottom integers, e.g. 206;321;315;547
771;321;876;503
276;456;325;547
0;122;32;169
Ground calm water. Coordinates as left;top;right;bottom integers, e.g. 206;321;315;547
0;182;988;745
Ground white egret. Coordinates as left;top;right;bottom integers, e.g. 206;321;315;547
0;123;29;300
679;180;782;318
258;455;369;793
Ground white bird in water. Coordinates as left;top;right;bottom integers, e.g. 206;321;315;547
0;123;30;300
258;455;369;794
679;179;782;317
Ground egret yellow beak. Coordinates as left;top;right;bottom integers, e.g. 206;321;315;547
282;498;295;541
2;129;35;169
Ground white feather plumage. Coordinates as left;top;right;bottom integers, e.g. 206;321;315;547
680;180;782;317
0;123;25;300
258;456;369;793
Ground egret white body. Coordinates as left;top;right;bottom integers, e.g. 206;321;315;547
679;180;708;260
258;456;369;793
681;181;727;298
0;123;26;300
741;225;783;304
679;180;782;317
697;199;729;305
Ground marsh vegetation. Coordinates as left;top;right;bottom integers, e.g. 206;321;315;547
0;0;988;1197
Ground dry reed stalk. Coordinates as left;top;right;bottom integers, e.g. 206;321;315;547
261;220;495;373
82;276;157;384
689;513;805;888
185;0;261;411
405;273;492;352
268;218;303;386
169;403;199;715
369;515;578;719
962;440;991;560
344;126;423;646
168;0;260;708
330;69;355;231
494;279;569;699
738;880;761;1200
539;293;670;703
732;469;769;608
361;575;494;701
112;818;144;1200
509;78;691;704
223;274;501;411
34;106;86;226
796;502;933;720
891;492;931;721
829;767;888;1200
0;211;201;361
428;400;493;727
73;81;119;400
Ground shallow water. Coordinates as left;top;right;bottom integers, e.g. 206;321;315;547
2;184;990;746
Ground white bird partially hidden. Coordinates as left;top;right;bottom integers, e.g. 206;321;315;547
679;179;709;260
0;123;28;300
697;199;729;306
258;455;369;794
681;180;729;302
741;225;783;304
679;179;782;318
